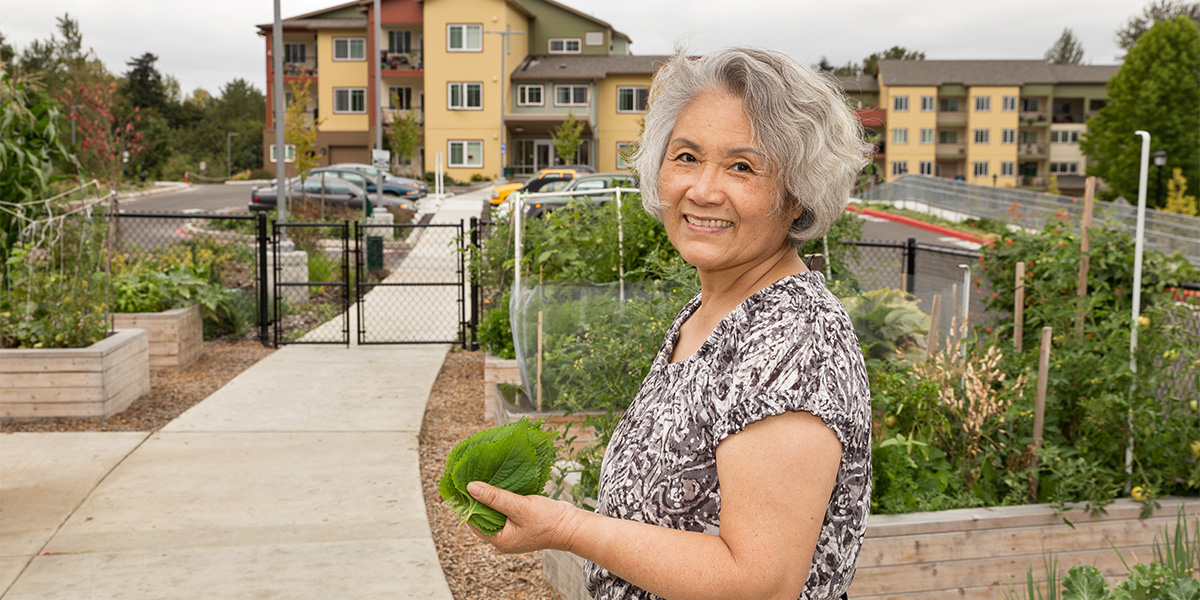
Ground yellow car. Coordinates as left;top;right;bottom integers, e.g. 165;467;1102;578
489;166;595;205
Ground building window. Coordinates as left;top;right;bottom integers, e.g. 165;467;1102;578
333;38;366;61
389;86;412;110
449;140;484;168
447;24;482;51
284;43;306;64
1021;98;1040;112
921;96;935;112
973;161;989;177
920;128;934;145
974;129;989;144
617;142;633;169
269;144;296;163
919;161;934;175
891;161;908;176
892;128;908;144
893;96;909;111
448;82;483;110
517;85;543;107
1050;130;1080;143
555;84;589;107
1020;130;1039;144
388;31;412;54
1001;161;1015;176
585;31;604;46
334;88;366;113
1001;129;1016;144
939;98;959;112
548;38;582;54
1002;96;1017;112
1050;162;1079;174
974;96;991;112
938;130;958;144
617;87;648;113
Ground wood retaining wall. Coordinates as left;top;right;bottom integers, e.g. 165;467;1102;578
111;305;203;371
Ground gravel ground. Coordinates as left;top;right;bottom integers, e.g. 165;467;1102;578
418;350;564;600
0;339;275;433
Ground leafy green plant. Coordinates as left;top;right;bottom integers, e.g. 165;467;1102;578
477;291;515;359
437;417;559;535
840;288;930;360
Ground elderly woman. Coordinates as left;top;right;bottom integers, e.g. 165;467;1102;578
467;47;871;600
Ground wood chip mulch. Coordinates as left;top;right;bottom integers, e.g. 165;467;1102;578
418;349;564;600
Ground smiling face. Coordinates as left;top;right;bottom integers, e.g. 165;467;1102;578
659;89;799;279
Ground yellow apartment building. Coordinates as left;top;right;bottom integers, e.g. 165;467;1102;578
257;0;662;181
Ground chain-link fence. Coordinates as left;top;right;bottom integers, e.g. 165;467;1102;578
860;175;1200;266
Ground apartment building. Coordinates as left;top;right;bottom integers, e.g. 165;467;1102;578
256;0;662;180
875;60;1118;192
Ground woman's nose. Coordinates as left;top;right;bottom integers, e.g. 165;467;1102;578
684;164;724;206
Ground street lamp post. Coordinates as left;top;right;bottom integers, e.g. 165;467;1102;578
1153;149;1167;207
227;132;240;179
484;25;524;182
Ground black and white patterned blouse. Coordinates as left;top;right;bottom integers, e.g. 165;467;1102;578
584;271;872;600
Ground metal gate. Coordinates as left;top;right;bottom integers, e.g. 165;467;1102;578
272;220;351;346
354;220;466;345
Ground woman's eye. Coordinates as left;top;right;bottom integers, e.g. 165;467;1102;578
732;162;755;174
674;152;696;163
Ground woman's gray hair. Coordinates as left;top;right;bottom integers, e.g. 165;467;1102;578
633;47;869;246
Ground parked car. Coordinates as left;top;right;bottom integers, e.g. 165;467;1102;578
248;176;416;219
311;167;424;201
490;166;599;205
524;173;636;219
332;163;428;194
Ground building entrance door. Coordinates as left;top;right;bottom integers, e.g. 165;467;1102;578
534;140;554;171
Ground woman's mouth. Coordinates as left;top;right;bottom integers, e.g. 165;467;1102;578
684;215;733;228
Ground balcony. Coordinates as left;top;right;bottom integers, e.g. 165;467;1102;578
1052;112;1085;124
1019;112;1049;127
936;111;967;126
383;108;424;126
279;58;318;79
381;50;424;77
935;144;966;159
1018;143;1048;158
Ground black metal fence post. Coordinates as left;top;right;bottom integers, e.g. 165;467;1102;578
468;216;481;350
905;237;917;295
256;212;270;347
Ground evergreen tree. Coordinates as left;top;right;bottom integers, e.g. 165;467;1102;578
1116;0;1200;54
1163;168;1198;216
121;52;168;114
862;46;925;76
1045;28;1085;64
1080;17;1200;206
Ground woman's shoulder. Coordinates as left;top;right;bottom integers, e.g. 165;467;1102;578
739;271;855;337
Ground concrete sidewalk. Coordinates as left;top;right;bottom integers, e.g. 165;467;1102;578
0;188;495;600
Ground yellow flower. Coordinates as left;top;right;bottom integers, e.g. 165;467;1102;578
1138;315;1150;329
1130;486;1148;502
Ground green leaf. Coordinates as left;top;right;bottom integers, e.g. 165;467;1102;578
1062;565;1109;600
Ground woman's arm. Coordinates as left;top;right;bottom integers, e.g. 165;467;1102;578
467;409;842;600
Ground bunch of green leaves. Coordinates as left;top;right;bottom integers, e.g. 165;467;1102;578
477;290;515;359
112;261;229;314
840;288;930;361
438;417;559;535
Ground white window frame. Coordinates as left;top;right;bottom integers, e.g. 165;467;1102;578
974;129;990;144
449;140;484;168
617;86;648;113
920;128;935;145
920;96;935;112
584;31;604;46
892;128;908;144
548;38;582;54
1001;161;1015;177
554;84;589;107
975;96;991;112
447;82;483;110
940;98;960;112
387;30;412;54
973;161;989;177
389;86;413;110
938;130;958;144
517;84;544;107
1002;96;1017;112
919;161;934;175
334;88;367;114
447;24;482;52
1050;162;1079;174
617;142;633;169
891;161;908;176
893;96;909;111
1051;130;1080;144
332;37;366;61
1001;129;1016;145
269;144;296;163
283;43;306;64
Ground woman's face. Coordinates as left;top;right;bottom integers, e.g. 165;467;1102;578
659;89;798;277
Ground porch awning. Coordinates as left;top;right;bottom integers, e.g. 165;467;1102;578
504;114;593;138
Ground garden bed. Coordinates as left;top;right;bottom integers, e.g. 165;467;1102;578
489;382;602;452
0;328;149;421
111;304;203;371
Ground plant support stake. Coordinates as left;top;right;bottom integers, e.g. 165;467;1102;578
1125;131;1151;490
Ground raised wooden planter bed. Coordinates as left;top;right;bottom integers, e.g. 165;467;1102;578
0;328;150;421
111;304;202;371
489;382;602;452
542;497;1196;600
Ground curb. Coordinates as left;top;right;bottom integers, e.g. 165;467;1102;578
845;204;988;244
119;183;191;201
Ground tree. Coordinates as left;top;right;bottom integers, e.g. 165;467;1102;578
61;72;144;188
815;56;835;71
1045;28;1085;64
551;112;585;165
121;52;167;115
1163;168;1198;216
862;46;925;76
283;81;322;189
1080;17;1200;206
387;90;421;176
1116;0;1200;54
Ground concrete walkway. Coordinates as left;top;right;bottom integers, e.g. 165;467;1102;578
0;188;495;599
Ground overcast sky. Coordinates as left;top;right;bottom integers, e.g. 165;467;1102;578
3;0;1141;98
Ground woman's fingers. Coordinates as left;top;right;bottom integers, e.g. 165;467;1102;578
467;481;514;513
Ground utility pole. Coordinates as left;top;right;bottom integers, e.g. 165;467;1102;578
373;0;383;217
273;0;289;243
484;24;524;182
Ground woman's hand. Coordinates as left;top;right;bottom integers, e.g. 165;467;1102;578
465;481;583;554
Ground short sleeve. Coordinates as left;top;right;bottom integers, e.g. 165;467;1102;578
711;293;857;448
